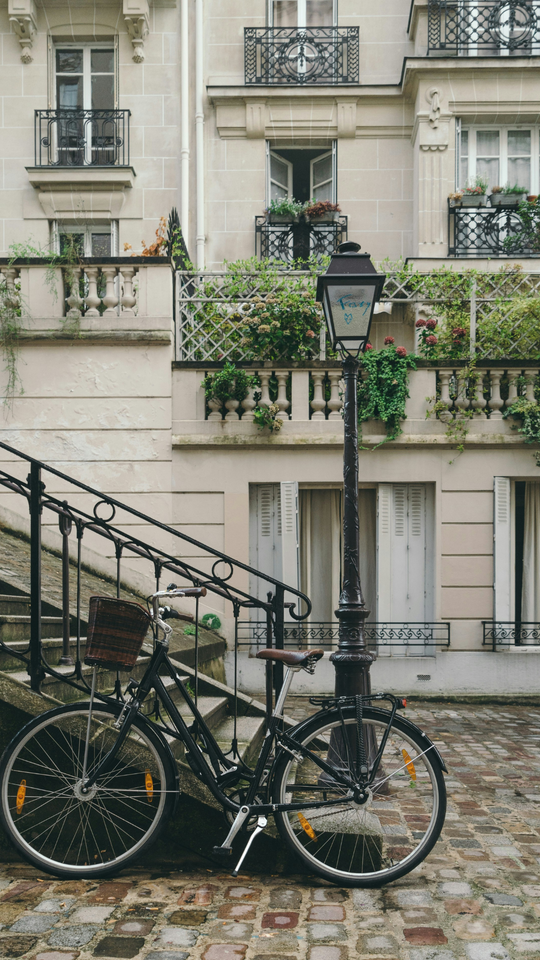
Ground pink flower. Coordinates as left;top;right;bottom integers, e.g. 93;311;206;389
305;330;315;338
426;319;437;330
415;319;426;328
452;327;467;337
384;336;395;345
365;342;374;350
396;346;407;358
425;334;438;346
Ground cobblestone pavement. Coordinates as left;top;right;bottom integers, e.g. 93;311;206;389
2;700;540;960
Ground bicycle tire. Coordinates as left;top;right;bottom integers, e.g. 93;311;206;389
272;705;446;887
0;701;177;879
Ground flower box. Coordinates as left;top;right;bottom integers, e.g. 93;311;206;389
267;213;296;224
490;193;526;208
307;211;339;223
461;194;486;207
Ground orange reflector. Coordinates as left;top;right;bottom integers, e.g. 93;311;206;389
16;780;26;815
402;749;417;781
145;770;154;803
298;812;317;842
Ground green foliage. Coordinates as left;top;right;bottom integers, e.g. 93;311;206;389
265;197;304;217
238;288;321;362
252;403;283;434
502;183;528;195
358;345;417;444
503;199;540;255
426;398;473;459
202;362;257;403
503;396;540;444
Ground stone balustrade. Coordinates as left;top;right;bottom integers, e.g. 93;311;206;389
203;367;345;421
64;264;139;319
435;365;540;420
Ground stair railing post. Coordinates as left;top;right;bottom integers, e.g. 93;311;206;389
59;503;74;666
28;463;44;692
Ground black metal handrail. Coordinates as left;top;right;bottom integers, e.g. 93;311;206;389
448;204;539;257
428;0;540;55
239;621;451;653
34;109;130;167
483;621;540;649
255;215;347;264
245;26;359;84
0;440;310;696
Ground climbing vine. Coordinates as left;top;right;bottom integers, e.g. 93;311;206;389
358;341;417;444
201;362;283;433
503;395;540;445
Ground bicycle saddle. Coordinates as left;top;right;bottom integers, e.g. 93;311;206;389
255;648;325;666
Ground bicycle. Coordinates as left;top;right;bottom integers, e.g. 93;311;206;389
0;585;447;887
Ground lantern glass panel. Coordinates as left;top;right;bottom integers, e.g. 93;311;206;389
326;283;375;342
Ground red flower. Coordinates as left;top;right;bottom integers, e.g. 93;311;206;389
425;334;438;346
452;327;467;337
306;330;315;338
396;346;407;358
384;336;395;345
426;319;437;330
365;343;374;350
415;319;426;328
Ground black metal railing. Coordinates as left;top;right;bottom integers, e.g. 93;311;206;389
255;215;347;264
0;440;310;698
483;621;540;649
428;0;540;55
239;621;451;654
245;26;359;84
34;109;130;167
448;204;538;257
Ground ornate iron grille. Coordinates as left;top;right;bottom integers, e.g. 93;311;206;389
238;621;451;655
483;621;540;648
428;1;540;54
35;109;130;167
245;26;359;84
255;216;347;264
448;205;538;257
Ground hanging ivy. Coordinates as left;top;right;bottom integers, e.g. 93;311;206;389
358;341;417;444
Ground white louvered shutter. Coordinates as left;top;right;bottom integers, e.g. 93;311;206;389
493;477;511;622
249;484;282;608
280;481;299;620
377;484;393;629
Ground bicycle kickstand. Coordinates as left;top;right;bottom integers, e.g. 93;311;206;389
231;816;268;878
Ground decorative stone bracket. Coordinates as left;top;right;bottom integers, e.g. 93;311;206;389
8;0;37;63
123;0;149;63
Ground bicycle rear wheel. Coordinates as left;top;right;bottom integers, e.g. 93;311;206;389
0;702;177;878
272;706;446;886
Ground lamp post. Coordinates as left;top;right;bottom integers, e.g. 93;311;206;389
316;242;386;700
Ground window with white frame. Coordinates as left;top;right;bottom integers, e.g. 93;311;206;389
459;126;538;193
52;221;118;257
269;0;335;27
268;144;336;204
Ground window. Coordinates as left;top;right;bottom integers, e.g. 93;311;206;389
459;126;537;192
53;222;118;257
270;0;335;27
54;44;116;165
267;145;336;204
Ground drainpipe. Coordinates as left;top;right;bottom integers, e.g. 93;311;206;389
181;0;190;246
195;0;205;268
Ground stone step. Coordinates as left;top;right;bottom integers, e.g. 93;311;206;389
0;615;64;643
212;713;266;765
0;593;31;615
0;638;89;672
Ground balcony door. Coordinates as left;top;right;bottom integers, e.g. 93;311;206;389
270;0;335;27
54;45;115;165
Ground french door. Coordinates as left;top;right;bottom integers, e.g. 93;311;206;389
269;0;335;27
54;45;115;165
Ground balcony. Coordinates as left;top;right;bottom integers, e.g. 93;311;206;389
244;27;359;85
428;0;540;55
34;109;130;167
255;215;347;263
448;203;539;257
483;622;540;648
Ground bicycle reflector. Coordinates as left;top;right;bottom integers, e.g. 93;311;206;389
298;812;317;842
145;770;154;803
16;780;26;815
402;749;417;781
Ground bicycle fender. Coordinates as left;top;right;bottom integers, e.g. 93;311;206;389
282;706;448;775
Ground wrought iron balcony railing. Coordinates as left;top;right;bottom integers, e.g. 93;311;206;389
428;0;540;55
255;215;347;264
483;621;540;648
448;204;539;257
34;109;130;167
245;26;359;84
238;621;451;656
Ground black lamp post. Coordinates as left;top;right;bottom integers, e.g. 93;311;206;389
316;241;386;700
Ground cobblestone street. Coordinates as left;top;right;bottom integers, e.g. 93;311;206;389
2;700;540;960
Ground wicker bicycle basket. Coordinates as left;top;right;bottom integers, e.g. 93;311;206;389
84;596;153;670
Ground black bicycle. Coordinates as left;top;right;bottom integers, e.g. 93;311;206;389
0;585;447;887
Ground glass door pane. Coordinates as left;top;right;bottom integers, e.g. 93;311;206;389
310;151;333;201
476;130;500;189
273;1;298;26
270;152;292;200
56;50;84;165
508;130;531;190
90;49;115;164
460;129;469;188
306;0;333;25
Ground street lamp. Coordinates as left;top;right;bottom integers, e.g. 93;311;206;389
316;241;386;700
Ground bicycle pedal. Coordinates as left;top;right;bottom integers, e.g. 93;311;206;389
212;845;233;859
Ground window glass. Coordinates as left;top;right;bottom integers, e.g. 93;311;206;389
476;130;499;189
508;129;531;190
59;232;84;257
306;0;333;25
56;49;83;110
56;50;83;73
91;233;112;257
311;152;333;200
91;75;114;110
273;1;298;26
91;49;114;73
460;129;469;188
270;153;291;199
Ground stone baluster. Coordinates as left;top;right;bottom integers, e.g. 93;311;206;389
275;371;290;419
327;371;343;419
3;267;20;306
455;370;470;416
471;369;487;418
101;266;119;316
65;268;82;318
488;370;504;419
207;395;223;420
84;267;100;317
241;374;257;421
258;371;272;408
120;266;137;316
438;370;453;414
506;369;520;408
525;369;537;402
310;372;326;420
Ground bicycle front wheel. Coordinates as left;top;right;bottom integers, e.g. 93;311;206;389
272;706;446;887
0;702;177;878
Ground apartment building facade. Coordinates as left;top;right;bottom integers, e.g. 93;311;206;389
1;0;540;697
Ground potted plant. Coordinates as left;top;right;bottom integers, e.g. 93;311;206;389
448;191;463;208
303;199;341;222
461;176;489;207
202;363;257;419
265;198;303;224
490;184;529;207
